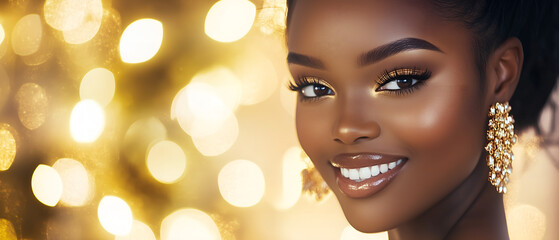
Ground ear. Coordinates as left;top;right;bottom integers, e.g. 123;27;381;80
486;37;524;103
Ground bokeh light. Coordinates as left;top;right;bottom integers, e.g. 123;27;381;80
256;0;287;35
31;164;63;207
205;0;256;42
276;147;306;209
508;204;546;240
98;196;133;236
80;68;116;107
115;220;156;240
218;159;265;207
146;140;186;184
0;23;5;46
119;19;163;63
0;124;17;171
15;83;49;130
172;82;233;138
190;67;242;111
11;14;43;56
52;158;92;206
123;117;167;164
191;114;239;156
70;100;105;143
160;208;221;240
233;52;278;105
62;0;103;44
340;226;389;240
0;218;17;240
44;0;87;31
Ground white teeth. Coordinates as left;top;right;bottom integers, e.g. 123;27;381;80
340;159;405;181
359;167;371;179
349;169;359;180
380;164;388;173
370;165;380;176
341;168;349;178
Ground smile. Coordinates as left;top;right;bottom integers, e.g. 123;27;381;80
331;153;407;198
340;159;404;182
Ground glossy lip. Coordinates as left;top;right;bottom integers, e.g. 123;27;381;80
331;153;408;198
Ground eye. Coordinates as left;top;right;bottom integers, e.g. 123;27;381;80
378;77;419;91
375;68;431;93
301;84;334;98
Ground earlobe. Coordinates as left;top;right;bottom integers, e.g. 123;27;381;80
488;37;524;103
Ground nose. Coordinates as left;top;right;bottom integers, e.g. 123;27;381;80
332;105;381;145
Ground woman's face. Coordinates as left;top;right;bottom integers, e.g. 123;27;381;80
287;0;492;232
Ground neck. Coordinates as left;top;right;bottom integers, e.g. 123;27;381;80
387;158;509;240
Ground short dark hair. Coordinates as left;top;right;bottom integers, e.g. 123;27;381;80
285;0;559;132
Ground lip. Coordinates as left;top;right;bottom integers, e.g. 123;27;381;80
331;153;407;198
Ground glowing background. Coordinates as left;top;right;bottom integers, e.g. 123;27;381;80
0;0;557;239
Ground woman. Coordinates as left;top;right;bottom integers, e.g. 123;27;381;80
286;0;558;239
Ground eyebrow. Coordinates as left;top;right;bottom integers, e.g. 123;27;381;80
287;52;326;69
287;37;442;69
359;38;442;66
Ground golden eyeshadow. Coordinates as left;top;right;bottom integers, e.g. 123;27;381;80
378;68;427;83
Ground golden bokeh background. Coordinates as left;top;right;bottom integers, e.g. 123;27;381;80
0;0;557;239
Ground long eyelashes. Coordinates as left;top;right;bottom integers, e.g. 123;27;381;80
288;66;432;98
376;67;431;87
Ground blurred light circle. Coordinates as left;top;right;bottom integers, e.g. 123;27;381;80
0;218;17;240
11;14;43;56
120;18;163;63
115;220;156;240
0;24;5;45
218;159;265;207
52;158;92;206
98;196;133;236
171;82;233;138
15;83;49;130
146;140;186;184
160;208;221;240
205;0;256;42
508;204;546;240
80;68;116;107
123;117;167;165
0;124;16;171
70;100;105;143
31;164;63;207
340;226;389;240
233;53;278;105
192;114;238;157
62;0;103;44
276;147;306;210
44;0;87;31
190;67;242;111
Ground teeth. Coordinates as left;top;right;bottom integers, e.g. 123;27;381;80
339;159;404;181
371;165;380;176
349;169;359;180
341;168;349;178
358;167;371;179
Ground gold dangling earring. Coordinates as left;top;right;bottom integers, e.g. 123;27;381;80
300;151;331;201
485;102;517;193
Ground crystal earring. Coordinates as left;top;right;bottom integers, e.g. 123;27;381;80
485;102;517;193
300;151;330;201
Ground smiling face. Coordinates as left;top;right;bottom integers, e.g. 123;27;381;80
287;0;493;232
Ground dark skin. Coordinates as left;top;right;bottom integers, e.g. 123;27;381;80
286;0;523;239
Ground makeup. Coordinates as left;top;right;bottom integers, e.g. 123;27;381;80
331;153;407;198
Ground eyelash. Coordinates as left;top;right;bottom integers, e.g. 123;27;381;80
288;67;431;99
375;67;431;95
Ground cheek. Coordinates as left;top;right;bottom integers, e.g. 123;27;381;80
295;103;333;160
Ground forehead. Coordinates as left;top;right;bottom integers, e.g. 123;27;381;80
286;0;469;63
